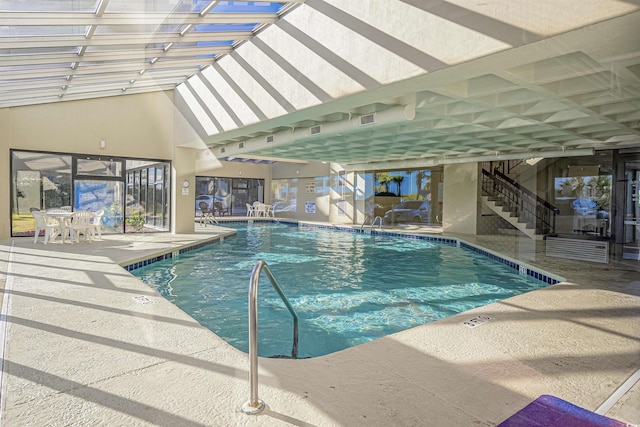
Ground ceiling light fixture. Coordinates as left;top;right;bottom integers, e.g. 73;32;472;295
164;42;174;52
150;57;158;64
139;69;146;75
525;157;544;166
70;62;78;70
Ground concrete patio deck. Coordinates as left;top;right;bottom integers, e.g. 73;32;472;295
1;222;638;426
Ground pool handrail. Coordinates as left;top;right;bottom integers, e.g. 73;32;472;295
242;259;299;415
360;215;383;231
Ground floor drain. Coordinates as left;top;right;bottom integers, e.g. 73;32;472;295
133;295;154;304
462;315;494;328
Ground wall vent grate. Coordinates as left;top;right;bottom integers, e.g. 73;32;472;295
310;125;321;135
238;142;244;148
266;135;274;143
220;147;225;153
360;114;375;125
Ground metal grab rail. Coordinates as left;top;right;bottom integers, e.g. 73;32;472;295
242;260;299;415
360;215;383;231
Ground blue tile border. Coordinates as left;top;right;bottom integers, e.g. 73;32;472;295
123;219;563;285
123;236;224;272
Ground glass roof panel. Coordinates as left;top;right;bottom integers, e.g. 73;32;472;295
0;26;87;37
0;46;80;55
0;63;73;72
209;2;286;14
194;23;259;32
93;25;180;35
0;0;298;107
0;0;99;12
105;0;199;13
194;40;235;47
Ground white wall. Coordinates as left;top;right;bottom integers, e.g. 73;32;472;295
1;91;252;239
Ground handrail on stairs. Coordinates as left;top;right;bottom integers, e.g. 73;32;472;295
481;169;559;235
493;169;559;214
242;260;299;415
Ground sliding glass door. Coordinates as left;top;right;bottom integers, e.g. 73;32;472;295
10;150;171;237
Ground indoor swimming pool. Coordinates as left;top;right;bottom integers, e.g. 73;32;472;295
132;222;555;358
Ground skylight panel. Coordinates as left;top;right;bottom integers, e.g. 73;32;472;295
194;23;260;32
0;0;99;13
208;2;286;14
0;25;87;37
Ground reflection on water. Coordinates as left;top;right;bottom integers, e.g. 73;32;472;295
134;223;549;358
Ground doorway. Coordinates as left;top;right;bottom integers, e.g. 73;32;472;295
620;158;640;260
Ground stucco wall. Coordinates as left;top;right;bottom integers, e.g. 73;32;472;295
1;91;183;239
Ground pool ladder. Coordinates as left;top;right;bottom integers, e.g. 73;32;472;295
242;260;299;415
360;215;383;232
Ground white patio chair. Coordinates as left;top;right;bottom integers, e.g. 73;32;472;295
60;206;72;212
68;211;94;243
246;203;256;217
253;201;266;217
91;209;104;239
31;210;61;244
265;204;274;217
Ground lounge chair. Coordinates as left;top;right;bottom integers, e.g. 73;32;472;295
214;201;229;216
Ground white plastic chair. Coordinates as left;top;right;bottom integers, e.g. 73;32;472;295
60;206;72;212
31;210;61;244
68;211;94;243
246;203;256;217
265;204;274;217
253;201;266;217
91;209;104;239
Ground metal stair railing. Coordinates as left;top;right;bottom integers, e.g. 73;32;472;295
481;169;559;235
242;260;299;415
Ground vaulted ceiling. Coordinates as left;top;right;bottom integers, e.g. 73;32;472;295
0;1;301;108
3;1;640;169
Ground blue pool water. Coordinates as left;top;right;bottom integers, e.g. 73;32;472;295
133;223;551;358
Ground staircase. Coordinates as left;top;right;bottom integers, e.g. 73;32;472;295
481;167;559;240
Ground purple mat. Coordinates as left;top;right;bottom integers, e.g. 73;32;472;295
498;395;632;427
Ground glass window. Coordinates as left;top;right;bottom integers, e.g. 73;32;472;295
552;156;613;237
195;176;264;216
76;157;123;177
10;150;170;237
75;179;125;233
11;151;72;236
272;179;297;214
126;160;170;233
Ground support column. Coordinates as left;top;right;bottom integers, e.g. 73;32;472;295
172;146;198;234
442;163;481;235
